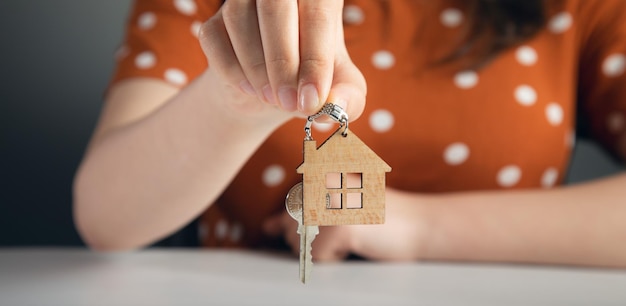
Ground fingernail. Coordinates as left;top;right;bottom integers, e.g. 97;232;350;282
327;87;350;111
299;84;319;113
278;87;297;111
262;85;276;105
239;80;256;96
332;96;347;111
262;218;279;236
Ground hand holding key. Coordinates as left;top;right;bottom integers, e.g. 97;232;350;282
199;0;366;120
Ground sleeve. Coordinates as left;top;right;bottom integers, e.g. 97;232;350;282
109;0;222;88
577;0;626;162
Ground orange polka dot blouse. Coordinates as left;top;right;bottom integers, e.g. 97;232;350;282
111;0;626;248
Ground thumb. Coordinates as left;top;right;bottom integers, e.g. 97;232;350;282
328;59;367;122
262;213;285;237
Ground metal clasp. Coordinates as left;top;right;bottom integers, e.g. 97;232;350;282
304;103;349;140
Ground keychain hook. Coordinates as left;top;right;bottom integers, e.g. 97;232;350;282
304;103;349;140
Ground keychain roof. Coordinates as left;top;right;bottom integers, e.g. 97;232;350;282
296;103;392;226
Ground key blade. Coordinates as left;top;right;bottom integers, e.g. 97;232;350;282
302;225;319;284
298;225;305;283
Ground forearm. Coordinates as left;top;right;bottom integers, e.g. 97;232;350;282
422;172;626;267
74;71;288;251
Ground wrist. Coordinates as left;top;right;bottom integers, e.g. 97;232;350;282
413;193;444;261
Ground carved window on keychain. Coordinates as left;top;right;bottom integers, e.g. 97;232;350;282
325;173;363;209
285;103;391;283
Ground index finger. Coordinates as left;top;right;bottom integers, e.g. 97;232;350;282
297;0;343;115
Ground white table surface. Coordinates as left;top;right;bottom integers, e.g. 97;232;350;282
1;248;625;306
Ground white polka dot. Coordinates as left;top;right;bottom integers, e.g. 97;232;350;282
454;70;479;89
497;165;522;188
541;167;559;188
164;68;188;86
215;220;228;241
262;164;285;187
313;121;334;132
444;143;470;166
174;0;197;15
602;54;626;78
343;5;364;25
516;46;538;66
549;12;572;34
138;12;157;30
191;21;202;38
607;112;625;134
546;103;564;126
372;50;395;70
135;51;156;69
115;45;129;60
229;223;243;243
514;85;537;106
369;109;395;133
440;8;463;28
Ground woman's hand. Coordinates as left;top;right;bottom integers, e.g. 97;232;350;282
349;188;429;261
262;187;429;261
198;0;366;121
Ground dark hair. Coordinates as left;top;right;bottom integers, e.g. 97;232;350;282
445;0;548;69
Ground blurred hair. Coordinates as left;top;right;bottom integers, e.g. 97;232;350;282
444;0;548;69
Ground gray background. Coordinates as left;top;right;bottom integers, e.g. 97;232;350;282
0;1;623;246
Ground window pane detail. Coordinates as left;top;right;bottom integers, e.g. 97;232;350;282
347;193;363;209
347;173;362;189
326;193;342;209
326;173;341;189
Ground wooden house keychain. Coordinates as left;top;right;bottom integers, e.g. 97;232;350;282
285;103;391;283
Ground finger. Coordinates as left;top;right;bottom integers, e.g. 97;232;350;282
221;0;273;103
328;16;366;122
311;227;350;262
199;11;254;96
257;0;300;111
297;0;343;115
262;212;301;255
262;213;283;237
285;230;300;256
274;213;300;254
327;58;367;122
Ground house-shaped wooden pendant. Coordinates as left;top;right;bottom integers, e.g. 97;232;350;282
296;127;391;226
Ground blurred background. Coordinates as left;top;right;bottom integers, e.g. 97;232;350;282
0;0;624;247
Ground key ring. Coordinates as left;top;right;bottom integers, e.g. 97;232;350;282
304;103;349;140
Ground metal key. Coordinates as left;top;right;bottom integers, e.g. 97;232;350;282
285;182;319;283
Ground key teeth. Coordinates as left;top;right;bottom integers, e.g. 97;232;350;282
300;245;306;284
302;240;312;284
303;226;319;284
305;249;313;283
